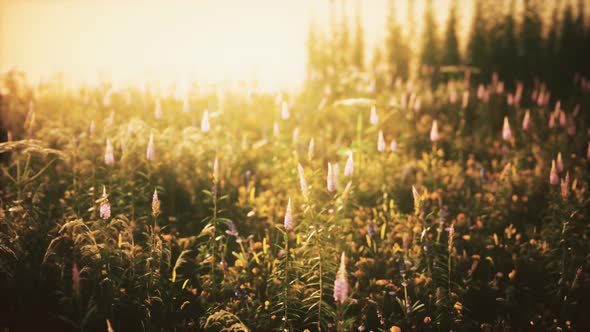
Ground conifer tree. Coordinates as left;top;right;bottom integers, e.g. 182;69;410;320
467;0;490;76
420;0;439;67
442;0;461;66
352;1;365;71
385;0;410;80
521;0;543;82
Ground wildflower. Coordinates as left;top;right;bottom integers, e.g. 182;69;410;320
104;139;115;166
389;327;401;332
587;141;590;160
413;98;421;111
377;130;386;152
522;110;531;131
89;120;95;136
556;152;564;173
99;186;111;220
567;117;576;136
369;105;379;125
462;90;469;108
103;91;111;106
308;138;314;161
561;172;570;198
390;139;397;152
284;198;293;231
213;157;220;185
292;127;299;145
273;121;280;137
201;110;210;132
297;163;307;196
430;120;439;142
225;220;239;237
72;262;80;295
559;111;567;127
333;252;348;304
281;101;290;119
502;116;512;141
146;132;155;161
155;98;162;119
152;188;161;218
106;111;114;126
550;160;559;185
327;162;336;192
477;84;485;99
424;316;432;324
548;113;555;128
344;151;354;177
106;319;114;332
412;185;420;210
554;100;561;113
183;96;190;113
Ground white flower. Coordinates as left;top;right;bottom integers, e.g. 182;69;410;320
344;151;354;177
104;139;114;166
430;120;439;142
369;105;378;125
201;110;210;132
333;252;348;304
377;130;386;152
284;198;293;231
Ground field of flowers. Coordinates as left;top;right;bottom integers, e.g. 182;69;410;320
1;68;590;332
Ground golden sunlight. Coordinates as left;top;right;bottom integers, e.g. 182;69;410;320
0;0;467;90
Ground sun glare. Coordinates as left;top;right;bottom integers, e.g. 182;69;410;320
0;0;468;90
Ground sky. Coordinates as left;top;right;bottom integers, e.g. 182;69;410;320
0;0;470;90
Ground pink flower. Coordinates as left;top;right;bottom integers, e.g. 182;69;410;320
477;84;485;100
201;110;210;132
292;127;299;146
308;138;315;161
298;163;307;196
390;139;398;152
430;120;439;142
146;132;155;161
561;172;570;198
556;152;564;173
89;120;95;137
377;130;386;152
155;98;163;119
462;91;469;108
502;117;512;141
273;122;280;137
548;113;555;128
99;186;111;219
213;158;220;184
559;111;567;127
413;98;421;112
550;160;559;185
152;188;161;218
327;162;336;192
344;151;354;177
281;101;290;120
522;110;531;131
284;198;293;231
104;139;114;166
333;252;348;304
369;105;379;125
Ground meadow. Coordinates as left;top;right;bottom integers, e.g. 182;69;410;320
1;66;589;331
2;0;590;331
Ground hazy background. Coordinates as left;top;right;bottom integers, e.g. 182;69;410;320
0;0;470;89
